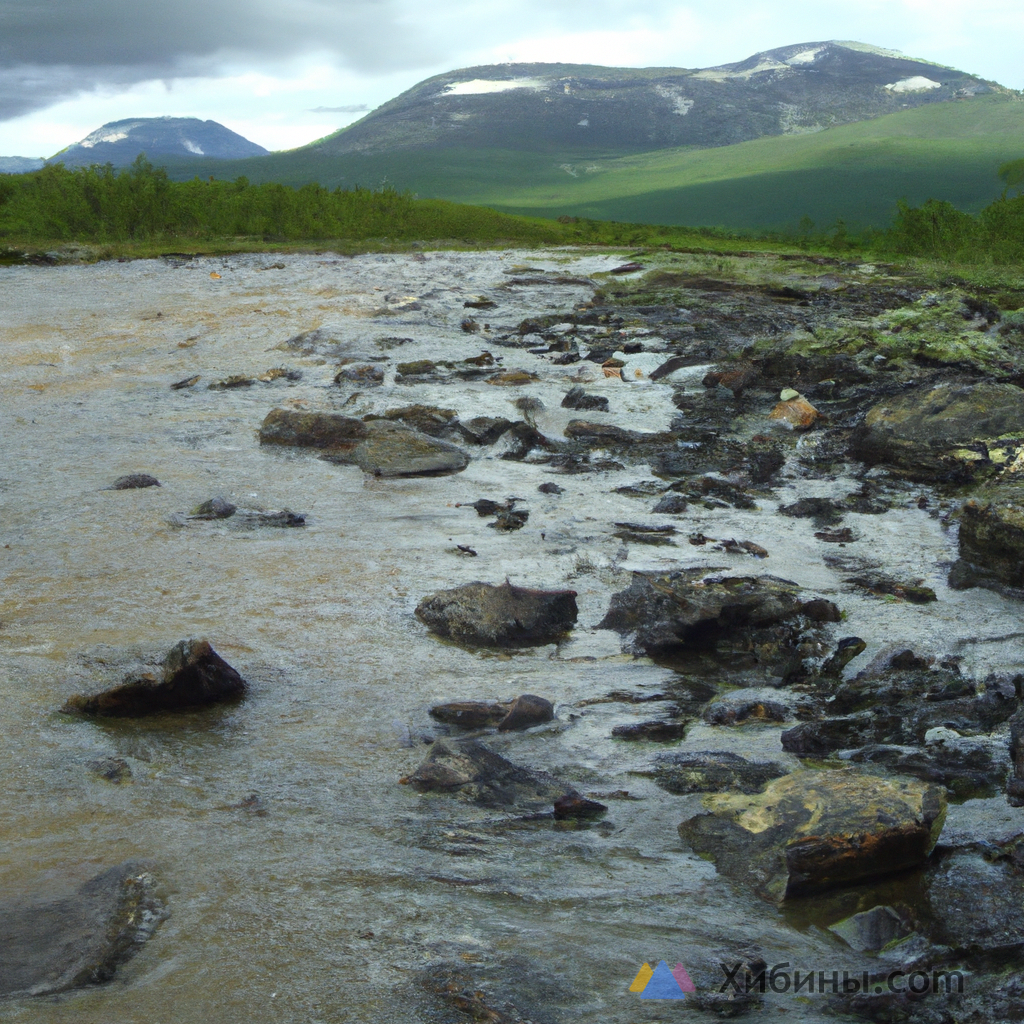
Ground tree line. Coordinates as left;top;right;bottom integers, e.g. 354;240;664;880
1;155;1023;263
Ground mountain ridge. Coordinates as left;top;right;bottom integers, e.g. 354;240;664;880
304;40;998;158
50;116;268;168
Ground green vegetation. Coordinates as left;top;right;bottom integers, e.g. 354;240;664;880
2;149;1023;273
0;157;817;255
152;94;1024;231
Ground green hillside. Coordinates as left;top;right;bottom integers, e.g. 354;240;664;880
156;94;1024;230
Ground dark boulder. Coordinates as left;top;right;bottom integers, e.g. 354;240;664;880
258;408;367;449
553;793;607;819
851;381;1024;481
597;569;811;658
62;639;247;717
415;581;577;647
458;416;513;445
429;700;512;729
496;694;555;732
344;421;469;477
189;497;236;519
649;751;786;795
561;386;609;412
401;739;574;808
367;405;458;437
1009;709;1024;806
107;473;160;490
611;720;688;742
952;489;1024;591
848;741;1007;800
0;863;163;997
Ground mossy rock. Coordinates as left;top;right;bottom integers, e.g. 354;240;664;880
679;768;946;901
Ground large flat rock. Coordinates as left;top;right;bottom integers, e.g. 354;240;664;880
679;768;946;901
416;581;577;647
0;863;163;998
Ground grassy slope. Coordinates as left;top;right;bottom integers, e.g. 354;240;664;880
156;94;1024;230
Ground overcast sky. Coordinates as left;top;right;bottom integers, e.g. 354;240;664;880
1;0;1022;156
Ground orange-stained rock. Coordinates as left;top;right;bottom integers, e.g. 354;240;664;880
769;394;821;431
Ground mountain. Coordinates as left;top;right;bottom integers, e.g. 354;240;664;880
307;40;996;157
110;41;1024;231
0;156;45;174
50;117;268;168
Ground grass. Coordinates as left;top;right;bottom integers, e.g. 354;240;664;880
153;94;1024;231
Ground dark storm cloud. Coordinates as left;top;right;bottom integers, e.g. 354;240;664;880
0;0;433;118
0;0;627;120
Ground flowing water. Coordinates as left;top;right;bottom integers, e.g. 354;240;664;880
1;250;1021;1022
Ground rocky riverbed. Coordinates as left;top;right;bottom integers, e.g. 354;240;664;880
1;247;1023;1022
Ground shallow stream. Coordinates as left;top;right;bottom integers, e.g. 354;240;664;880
1;250;1021;1022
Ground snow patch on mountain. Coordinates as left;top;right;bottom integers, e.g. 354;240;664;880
443;78;548;96
886;76;942;93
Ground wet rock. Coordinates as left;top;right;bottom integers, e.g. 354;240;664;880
714;538;769;559
401;739;574;808
951;492;1024;591
846;572;937;604
497;694;555;732
0;862;163;997
612;720;688;742
62;639;248;717
460;317;480;333
334;363;385;385
778;496;844;526
851;381;1024;481
429;700;512;730
703;692;793;725
236;509;305;528
612;522;676;546
820;635;867;674
564;420;641;446
703;364;759;396
256;367;301;383
670;476;757;510
493;421;551;461
768;392;822;431
846;740;1007;800
485;369;539;386
490;507;529;532
415;581;577;647
88;756;132;783
649;751;786;795
922;848;1024;955
208;374;254;390
652;493;688;514
815;526;855;543
459;499;506;516
395;359;437;380
107;473;160;490
189;497;236;519
1008;709;1024;806
561;386;609;412
597;569;811;659
170;375;200;390
323;420;469;477
678;769;947;901
538;482;563;495
828;906;912;953
459;416;513;445
745;436;785;483
259;408;368;449
802;598;843;622
553;793;607;819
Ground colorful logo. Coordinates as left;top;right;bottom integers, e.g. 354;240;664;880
629;960;696;1000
